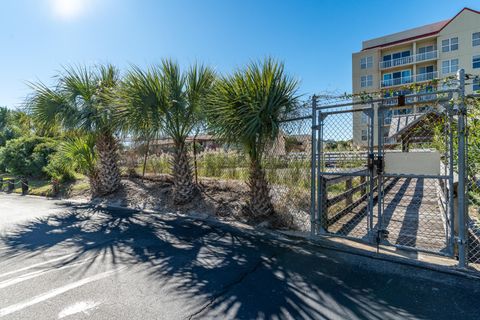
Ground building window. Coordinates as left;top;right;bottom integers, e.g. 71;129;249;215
474;79;480;92
361;112;369;124
418;65;434;74
442;59;459;74
360;56;373;69
418;45;435;54
442;37;458;52
361;129;368;141
367;75;373;86
473;55;480;69
382;70;412;86
382;51;411;67
361;75;373;88
473;32;480;47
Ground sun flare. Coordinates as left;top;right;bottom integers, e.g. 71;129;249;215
51;0;87;20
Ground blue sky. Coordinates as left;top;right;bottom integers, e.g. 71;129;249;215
0;0;478;108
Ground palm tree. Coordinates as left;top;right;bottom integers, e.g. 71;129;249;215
27;64;121;196
117;60;215;203
56;135;100;194
206;58;300;217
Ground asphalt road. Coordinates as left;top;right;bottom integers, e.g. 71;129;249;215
0;193;479;319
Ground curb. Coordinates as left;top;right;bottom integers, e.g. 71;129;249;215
93;201;480;281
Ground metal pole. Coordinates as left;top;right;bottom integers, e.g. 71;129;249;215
377;104;384;240
368;105;375;234
310;95;317;237
456;69;467;268
317;107;324;234
448;103;455;256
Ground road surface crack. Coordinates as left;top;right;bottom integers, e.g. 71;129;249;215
186;252;277;320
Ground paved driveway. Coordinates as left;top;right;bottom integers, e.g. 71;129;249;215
0;193;479;319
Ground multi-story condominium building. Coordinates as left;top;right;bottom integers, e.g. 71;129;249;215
352;7;480;146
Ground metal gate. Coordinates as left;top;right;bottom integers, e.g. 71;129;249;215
311;89;457;258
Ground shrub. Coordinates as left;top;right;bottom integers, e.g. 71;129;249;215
0;136;58;178
43;152;76;183
146;154;171;175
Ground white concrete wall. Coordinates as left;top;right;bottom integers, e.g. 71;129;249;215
384;151;441;175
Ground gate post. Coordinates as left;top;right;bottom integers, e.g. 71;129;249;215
310;95;317;237
21;177;29;195
447;102;456;257
456;69;467;268
316;107;325;234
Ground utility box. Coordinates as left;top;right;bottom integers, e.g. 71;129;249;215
384;151;441;175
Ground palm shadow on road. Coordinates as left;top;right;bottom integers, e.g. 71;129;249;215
0;203;476;319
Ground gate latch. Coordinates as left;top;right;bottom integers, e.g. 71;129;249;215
375;229;389;253
374;156;384;174
368;154;375;171
368;154;384;174
376;229;389;243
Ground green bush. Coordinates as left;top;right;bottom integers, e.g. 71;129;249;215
0;136;58;178
43;152;76;183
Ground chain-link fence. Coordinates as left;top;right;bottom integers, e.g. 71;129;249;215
119;114;313;231
466;94;480;268
378;102;455;255
311;92;456;256
315;105;374;240
116;71;480;270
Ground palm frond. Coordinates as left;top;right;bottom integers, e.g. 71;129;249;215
206;57;300;160
58;135;97;175
27;64;121;134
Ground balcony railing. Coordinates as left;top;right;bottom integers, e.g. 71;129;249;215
380;71;438;88
415;50;438;62
415;71;438;82
381;76;414;88
379;50;438;70
379;56;414;69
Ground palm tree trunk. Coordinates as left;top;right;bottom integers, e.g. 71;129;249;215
172;141;195;204
88;170;102;197
142;138;150;180
248;158;274;217
95;132;121;195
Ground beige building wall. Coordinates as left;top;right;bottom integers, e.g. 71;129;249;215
437;9;480;94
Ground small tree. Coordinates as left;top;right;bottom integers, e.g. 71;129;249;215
206;58;300;217
117;60;215;203
28;64;122;196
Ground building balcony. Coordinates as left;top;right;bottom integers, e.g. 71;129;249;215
415;71;438;82
381;76;414;88
415;50;438;63
379;56;414;70
379;50;438;70
380;71;438;88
